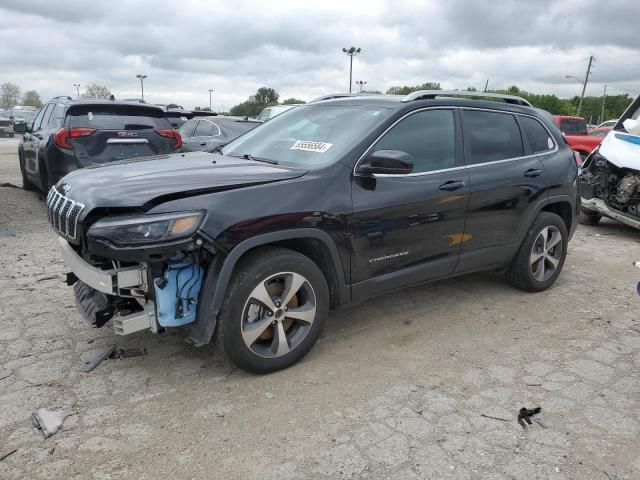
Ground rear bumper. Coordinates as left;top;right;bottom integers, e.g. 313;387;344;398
581;197;640;229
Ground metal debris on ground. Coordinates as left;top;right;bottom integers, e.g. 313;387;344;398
109;347;147;359
31;409;74;438
81;346;116;372
518;406;542;429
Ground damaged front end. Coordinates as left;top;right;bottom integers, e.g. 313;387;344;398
51;201;212;337
579;114;640;229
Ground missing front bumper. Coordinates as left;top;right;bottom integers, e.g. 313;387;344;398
58;237;147;295
581;197;640;229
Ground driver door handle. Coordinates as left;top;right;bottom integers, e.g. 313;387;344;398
200;142;207;146
439;180;466;191
524;168;543;178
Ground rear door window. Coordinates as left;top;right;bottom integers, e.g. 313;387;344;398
519;116;555;153
30;106;47;131
68;105;172;130
34;104;53;131
461;110;524;165
559;118;587;135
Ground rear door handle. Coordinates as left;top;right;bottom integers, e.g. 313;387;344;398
524;168;543;178
439;180;466;191
200;142;207;146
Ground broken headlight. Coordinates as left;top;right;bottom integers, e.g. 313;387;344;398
87;211;204;246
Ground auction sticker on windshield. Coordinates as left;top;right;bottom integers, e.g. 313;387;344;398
290;140;333;153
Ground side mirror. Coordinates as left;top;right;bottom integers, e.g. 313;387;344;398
358;150;413;175
13;122;27;134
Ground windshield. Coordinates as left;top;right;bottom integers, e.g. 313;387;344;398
222;104;391;167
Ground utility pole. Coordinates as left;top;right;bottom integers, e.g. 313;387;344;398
73;84;80;99
600;84;607;125
577;55;594;117
342;47;361;93
136;74;147;101
208;89;213;110
483;79;489;92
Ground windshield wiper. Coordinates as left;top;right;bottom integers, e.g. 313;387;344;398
242;153;278;165
209;143;227;154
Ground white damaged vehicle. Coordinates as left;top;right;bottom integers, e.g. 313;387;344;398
579;95;640;228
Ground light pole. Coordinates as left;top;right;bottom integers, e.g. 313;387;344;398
73;84;80;99
136;74;147;101
342;46;361;93
208;89;213;111
565;55;594;117
355;80;367;92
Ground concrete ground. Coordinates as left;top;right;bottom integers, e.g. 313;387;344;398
0;136;639;479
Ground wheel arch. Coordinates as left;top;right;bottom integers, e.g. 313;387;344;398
188;228;349;346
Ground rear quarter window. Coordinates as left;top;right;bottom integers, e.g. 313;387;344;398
68;105;172;130
461;110;524;164
519;116;555;153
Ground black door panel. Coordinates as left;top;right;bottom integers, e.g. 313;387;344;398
350;108;468;288
351;171;470;284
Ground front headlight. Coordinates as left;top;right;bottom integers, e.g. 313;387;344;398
87;211;204;246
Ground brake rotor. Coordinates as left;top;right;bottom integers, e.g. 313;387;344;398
257;280;298;341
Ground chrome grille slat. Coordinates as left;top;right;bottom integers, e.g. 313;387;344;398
46;188;84;240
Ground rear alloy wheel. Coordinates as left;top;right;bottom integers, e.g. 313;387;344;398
217;247;329;374
507;212;568;292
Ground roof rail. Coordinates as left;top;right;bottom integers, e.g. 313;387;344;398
401;90;532;107
310;93;357;103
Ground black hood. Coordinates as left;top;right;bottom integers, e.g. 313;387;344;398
57;151;307;210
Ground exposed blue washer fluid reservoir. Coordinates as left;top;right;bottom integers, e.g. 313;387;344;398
154;259;203;327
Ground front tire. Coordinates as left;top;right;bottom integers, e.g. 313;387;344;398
507;212;568;292
216;247;329;374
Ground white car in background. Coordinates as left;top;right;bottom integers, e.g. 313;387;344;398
256;104;300;122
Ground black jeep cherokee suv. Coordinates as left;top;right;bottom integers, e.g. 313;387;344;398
49;91;578;374
18;97;181;192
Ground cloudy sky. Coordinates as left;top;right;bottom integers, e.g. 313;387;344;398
1;0;639;109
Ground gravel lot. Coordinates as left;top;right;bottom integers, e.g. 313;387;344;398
1;136;639;479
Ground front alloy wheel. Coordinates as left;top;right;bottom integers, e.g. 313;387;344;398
217;247;329;374
242;272;317;359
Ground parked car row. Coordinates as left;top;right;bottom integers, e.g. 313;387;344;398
43;90;580;374
16;97;263;190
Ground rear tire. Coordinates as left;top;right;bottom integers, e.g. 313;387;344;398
39;160;51;193
19;152;35;191
578;208;601;225
507;212;568;292
216;247;329;374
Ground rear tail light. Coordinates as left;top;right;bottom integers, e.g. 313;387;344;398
155;129;182;150
54;127;96;150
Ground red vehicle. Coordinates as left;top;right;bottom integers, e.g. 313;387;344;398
553;115;604;163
